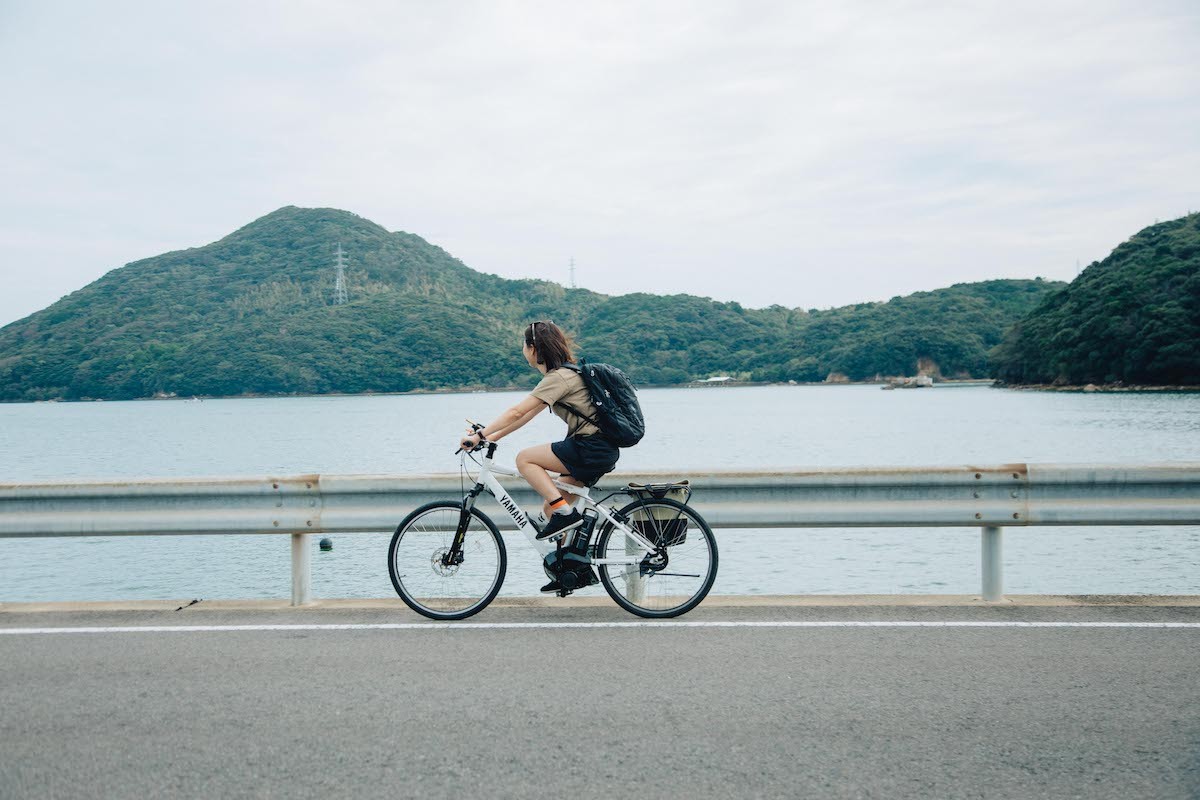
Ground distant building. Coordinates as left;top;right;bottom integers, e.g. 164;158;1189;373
687;375;738;388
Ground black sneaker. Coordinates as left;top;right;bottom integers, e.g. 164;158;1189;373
535;509;584;540
540;580;562;593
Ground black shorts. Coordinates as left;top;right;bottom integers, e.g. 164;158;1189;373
551;434;620;486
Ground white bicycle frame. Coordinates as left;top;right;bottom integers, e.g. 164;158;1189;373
460;446;657;565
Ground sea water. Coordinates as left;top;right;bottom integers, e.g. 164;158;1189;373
1;385;1198;600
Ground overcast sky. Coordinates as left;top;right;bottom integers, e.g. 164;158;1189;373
1;0;1197;327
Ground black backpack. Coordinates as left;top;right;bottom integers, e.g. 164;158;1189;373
559;362;645;447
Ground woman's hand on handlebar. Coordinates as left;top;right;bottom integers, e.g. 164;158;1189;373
457;420;488;453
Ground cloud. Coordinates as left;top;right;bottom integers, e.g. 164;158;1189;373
1;0;1197;325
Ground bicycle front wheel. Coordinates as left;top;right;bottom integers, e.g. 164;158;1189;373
596;498;718;618
388;501;507;620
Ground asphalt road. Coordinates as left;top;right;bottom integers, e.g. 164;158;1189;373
2;603;1199;799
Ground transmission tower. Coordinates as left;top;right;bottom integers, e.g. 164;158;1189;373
333;243;349;305
569;257;576;289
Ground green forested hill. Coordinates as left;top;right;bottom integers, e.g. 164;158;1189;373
571;279;1059;384
0;206;1061;401
991;213;1200;386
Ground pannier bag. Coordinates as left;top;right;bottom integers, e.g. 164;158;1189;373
628;481;691;547
560;361;645;447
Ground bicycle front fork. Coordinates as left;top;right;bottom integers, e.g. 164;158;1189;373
444;486;483;566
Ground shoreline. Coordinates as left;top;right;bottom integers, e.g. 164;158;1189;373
17;378;978;403
1000;383;1200;393
12;378;1200;405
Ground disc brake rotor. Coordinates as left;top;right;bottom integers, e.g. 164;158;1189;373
431;548;461;577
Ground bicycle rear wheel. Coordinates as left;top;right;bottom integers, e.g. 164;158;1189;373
596;498;718;618
388;501;507;620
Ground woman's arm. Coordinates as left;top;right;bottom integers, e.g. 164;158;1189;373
477;394;545;442
486;405;543;441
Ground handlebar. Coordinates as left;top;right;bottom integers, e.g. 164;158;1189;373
456;420;497;459
456;420;488;454
456;440;498;457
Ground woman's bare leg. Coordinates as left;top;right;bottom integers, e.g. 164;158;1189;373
556;476;585;514
516;444;583;516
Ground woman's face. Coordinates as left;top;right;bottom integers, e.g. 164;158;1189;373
522;338;537;368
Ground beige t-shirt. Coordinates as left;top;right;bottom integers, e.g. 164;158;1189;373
530;367;601;437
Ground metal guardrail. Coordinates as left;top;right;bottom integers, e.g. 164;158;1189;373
3;464;1198;605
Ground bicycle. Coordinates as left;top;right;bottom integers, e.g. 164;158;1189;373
387;432;718;620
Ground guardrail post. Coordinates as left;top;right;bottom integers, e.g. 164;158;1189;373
626;532;646;604
291;533;312;606
981;525;1003;602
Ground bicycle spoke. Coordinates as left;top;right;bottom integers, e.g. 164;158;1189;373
389;503;506;620
596;499;717;618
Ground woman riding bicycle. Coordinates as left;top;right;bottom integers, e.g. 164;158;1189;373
391;323;713;617
458;321;619;546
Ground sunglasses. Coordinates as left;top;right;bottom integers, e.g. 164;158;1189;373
527;320;554;345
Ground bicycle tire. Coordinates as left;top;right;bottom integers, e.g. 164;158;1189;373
388;501;507;621
596;498;718;618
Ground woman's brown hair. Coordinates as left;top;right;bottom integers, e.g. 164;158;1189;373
524;321;576;372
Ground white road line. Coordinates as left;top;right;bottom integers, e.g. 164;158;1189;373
1;620;1199;635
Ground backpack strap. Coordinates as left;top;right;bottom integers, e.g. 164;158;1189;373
554;364;605;432
557;402;603;430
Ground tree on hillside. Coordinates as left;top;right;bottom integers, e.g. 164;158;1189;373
992;214;1200;385
0;206;1064;400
